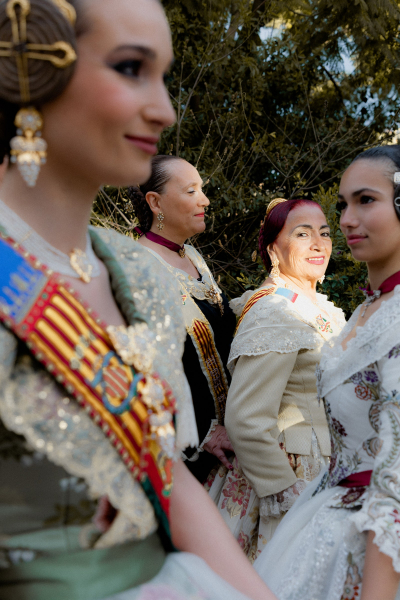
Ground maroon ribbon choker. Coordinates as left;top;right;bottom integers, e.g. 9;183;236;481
365;270;400;296
361;270;400;316
135;227;186;258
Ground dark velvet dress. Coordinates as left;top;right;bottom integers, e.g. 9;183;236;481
183;288;236;482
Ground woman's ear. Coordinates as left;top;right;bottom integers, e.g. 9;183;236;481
145;191;161;215
267;243;276;261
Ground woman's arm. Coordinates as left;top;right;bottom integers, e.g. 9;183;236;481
170;459;277;600
225;351;299;498
361;531;400;600
354;348;400;598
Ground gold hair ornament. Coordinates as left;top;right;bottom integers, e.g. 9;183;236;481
49;0;76;25
0;0;77;186
265;197;288;219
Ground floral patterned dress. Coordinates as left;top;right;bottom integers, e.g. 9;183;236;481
253;286;400;600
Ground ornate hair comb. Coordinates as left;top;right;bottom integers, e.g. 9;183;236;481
394;172;400;185
265;197;288;218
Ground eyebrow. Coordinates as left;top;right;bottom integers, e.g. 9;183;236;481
337;188;380;199
112;45;157;60
184;181;202;188
291;224;330;232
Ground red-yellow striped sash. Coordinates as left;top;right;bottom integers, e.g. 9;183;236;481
191;318;229;423
0;232;175;542
235;287;276;334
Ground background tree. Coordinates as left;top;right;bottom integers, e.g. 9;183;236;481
93;0;400;316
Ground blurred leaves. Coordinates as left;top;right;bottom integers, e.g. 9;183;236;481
94;0;400;317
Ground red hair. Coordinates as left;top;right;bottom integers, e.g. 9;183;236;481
258;199;323;272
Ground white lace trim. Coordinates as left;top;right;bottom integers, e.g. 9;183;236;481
260;480;307;518
351;504;400;573
319;286;400;398
143;244;222;304
199;418;219;450
227;293;335;373
0;354;158;543
183;418;219;463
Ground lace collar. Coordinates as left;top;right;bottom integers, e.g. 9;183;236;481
319;285;400;398
143;244;223;305
231;283;345;339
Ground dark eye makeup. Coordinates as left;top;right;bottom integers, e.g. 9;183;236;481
112;59;142;78
336;200;347;212
360;195;375;204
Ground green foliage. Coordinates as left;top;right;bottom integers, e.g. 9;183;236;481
94;0;400;318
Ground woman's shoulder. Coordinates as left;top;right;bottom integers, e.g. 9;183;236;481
229;285;276;317
316;292;346;328
227;288;322;372
184;244;210;270
319;287;400;399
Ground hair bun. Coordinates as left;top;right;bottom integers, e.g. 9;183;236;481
127;185;153;233
128;186;145;202
0;0;77;105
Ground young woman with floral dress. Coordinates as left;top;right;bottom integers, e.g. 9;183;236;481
254;146;400;600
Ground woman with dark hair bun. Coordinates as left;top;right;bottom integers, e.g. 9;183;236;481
254;146;400;599
207;197;345;561
0;1;276;599
128;156;237;483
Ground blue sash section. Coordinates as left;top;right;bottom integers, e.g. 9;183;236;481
274;287;298;303
0;237;48;323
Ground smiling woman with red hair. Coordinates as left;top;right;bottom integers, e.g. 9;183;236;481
207;197;345;561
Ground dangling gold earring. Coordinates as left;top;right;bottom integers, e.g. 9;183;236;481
10;107;47;187
157;212;165;231
270;257;280;285
318;275;325;285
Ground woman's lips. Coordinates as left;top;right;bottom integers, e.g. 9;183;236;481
125;135;158;155
195;213;205;217
346;235;367;245
306;257;325;265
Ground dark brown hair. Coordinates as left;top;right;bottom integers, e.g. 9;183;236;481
259;199;323;271
0;0;85;162
128;155;184;233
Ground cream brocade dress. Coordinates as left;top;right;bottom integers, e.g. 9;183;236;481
206;282;345;561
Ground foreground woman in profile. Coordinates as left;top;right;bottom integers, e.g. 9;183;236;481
0;1;275;599
254;146;400;599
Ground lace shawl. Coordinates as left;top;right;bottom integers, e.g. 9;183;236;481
319;285;400;399
228;289;345;374
143;244;222;305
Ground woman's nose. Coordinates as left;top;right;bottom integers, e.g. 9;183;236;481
201;192;210;207
310;233;322;249
340;204;359;229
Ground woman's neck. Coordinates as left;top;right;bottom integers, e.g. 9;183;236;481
367;257;400;291
0;163;98;252
278;272;318;302
148;224;187;247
